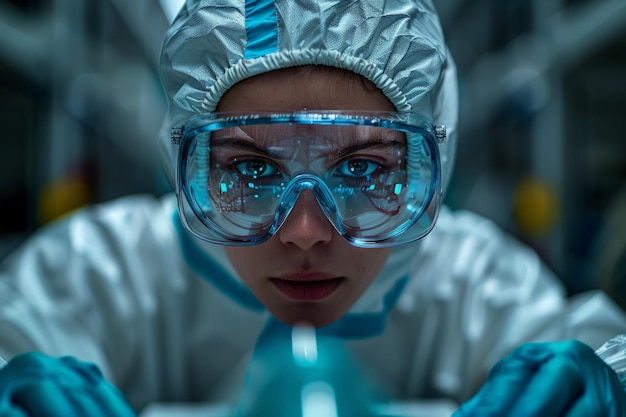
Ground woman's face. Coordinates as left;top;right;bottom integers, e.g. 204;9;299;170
218;67;395;327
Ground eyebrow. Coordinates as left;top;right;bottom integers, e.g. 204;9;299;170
331;140;405;160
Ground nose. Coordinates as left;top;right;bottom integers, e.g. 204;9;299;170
278;190;333;250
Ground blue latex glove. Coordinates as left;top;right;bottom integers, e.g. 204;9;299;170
453;340;626;417
0;352;136;417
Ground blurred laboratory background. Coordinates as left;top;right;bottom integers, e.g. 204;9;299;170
0;0;624;305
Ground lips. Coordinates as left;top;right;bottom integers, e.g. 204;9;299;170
271;271;343;301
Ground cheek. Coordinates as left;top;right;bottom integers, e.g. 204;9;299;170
352;248;391;277
224;242;284;284
225;247;267;279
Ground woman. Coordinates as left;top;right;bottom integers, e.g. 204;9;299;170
0;1;624;415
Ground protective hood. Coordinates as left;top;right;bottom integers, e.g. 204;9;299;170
158;0;460;337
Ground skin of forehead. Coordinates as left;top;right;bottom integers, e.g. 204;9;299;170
216;66;396;113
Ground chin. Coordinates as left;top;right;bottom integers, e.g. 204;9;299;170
269;304;346;328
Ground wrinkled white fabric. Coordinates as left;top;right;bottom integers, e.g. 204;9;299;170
0;195;624;412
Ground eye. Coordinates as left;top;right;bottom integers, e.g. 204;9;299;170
334;159;381;178
233;159;279;178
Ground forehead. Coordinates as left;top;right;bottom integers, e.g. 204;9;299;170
216;66;396;113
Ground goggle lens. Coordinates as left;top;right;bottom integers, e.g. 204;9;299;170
176;112;442;247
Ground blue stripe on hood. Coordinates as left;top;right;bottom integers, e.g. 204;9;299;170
244;0;279;59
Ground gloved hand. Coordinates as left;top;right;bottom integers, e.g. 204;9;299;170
453;340;626;417
0;352;136;417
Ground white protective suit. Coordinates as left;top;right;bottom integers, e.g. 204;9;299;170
1;0;625;414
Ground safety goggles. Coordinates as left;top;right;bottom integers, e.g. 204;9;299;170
171;112;446;247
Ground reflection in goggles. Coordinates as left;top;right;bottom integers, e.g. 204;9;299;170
176;112;443;247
